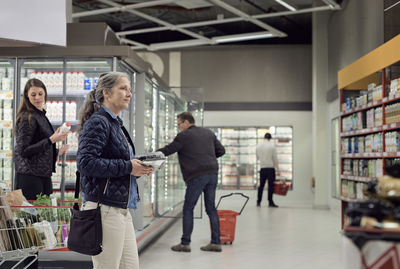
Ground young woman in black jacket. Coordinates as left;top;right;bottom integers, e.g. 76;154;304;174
14;78;69;200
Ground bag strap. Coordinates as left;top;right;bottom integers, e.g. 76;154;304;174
74;171;107;208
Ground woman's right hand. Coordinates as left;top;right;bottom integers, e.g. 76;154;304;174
131;159;153;176
49;127;69;144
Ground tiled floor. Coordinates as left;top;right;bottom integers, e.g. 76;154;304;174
139;194;343;269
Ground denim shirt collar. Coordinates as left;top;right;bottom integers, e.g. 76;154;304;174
102;105;119;119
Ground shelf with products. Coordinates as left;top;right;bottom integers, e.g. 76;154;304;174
0;60;15;191
338;34;400;234
209;126;293;190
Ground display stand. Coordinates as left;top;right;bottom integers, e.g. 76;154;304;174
339;34;400;268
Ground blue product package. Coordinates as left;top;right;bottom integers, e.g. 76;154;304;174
354;137;358;153
84;77;92;90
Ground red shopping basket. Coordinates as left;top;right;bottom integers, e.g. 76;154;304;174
273;180;291;196
216;193;249;244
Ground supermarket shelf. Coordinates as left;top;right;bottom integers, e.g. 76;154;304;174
341;126;383;137
48;89;90;97
343;152;400;158
67;150;77;156
340;99;383;117
341;153;383;158
344;226;400;235
382;122;400;131
341;123;400;137
50;120;79;126
341;175;377;183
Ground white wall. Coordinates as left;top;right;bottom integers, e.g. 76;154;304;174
204;110;313;206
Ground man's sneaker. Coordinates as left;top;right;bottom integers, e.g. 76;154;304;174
200;243;222;252
171;243;191;252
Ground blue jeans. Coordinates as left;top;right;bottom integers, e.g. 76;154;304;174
181;174;220;245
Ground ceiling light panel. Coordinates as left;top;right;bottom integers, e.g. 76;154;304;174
275;0;297;11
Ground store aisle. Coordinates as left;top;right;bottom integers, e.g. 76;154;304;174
139;193;343;269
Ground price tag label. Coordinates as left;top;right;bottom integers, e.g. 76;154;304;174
0;121;11;128
0;91;13;99
0;150;12;158
391;123;397;128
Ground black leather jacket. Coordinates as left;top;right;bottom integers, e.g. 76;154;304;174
14;109;57;178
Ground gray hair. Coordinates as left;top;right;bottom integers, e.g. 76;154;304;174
78;72;129;133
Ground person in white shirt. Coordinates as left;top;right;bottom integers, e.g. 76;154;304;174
256;133;280;207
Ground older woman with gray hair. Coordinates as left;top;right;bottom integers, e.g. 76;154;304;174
77;72;153;269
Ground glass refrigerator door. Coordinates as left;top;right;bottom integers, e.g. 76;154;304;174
275;126;293;182
257;127;293;184
238;128;257;189
220;128;239;189
156;88;178;216
0;60;14;191
63;59;112;198
142;79;156;226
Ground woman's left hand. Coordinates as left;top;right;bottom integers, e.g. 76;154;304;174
58;144;70;156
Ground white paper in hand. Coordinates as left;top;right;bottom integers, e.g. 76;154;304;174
135;152;166;171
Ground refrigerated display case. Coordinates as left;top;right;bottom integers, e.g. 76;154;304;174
156;86;188;217
140;78;156;227
210;126;293;190
0;59;15;191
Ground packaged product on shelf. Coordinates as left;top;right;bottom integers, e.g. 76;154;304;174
84;76;92;91
77;72;85;90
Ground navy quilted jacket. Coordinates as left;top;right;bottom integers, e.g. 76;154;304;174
77;107;135;209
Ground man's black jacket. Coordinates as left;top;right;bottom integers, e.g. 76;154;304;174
157;125;225;182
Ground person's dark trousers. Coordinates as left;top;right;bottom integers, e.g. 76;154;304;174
181;174;220;245
15;173;52;200
257;168;276;204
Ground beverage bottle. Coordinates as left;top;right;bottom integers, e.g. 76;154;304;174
70;101;77;120
60;122;71;133
66;72;72;90
77;72;85;90
66;101;71;121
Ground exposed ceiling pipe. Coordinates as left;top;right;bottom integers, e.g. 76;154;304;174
320;0;341;10
97;0;212;42
72;0;178;18
208;0;286;37
116;5;337;37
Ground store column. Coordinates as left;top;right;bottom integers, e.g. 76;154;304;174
169;52;181;96
312;12;329;209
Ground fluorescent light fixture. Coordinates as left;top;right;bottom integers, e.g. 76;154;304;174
213;32;274;43
384;0;400;12
275;0;297;11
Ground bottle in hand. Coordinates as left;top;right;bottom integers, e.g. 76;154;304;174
60;122;71;133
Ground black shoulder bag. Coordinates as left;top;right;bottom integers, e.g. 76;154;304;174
67;171;105;255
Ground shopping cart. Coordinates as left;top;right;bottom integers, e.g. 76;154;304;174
0;190;77;268
216;192;249;244
0;190;41;269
